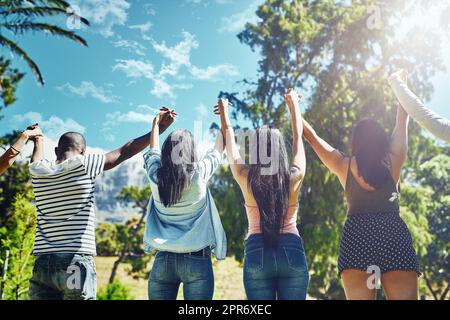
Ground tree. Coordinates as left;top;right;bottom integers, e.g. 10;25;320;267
0;0;89;106
415;154;450;300
219;0;448;299
0;57;23;110
0;191;36;300
108;185;151;284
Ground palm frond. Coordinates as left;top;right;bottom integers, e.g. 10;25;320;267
0;6;90;26
1;23;88;46
0;34;44;84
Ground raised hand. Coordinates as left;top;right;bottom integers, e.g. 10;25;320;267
214;98;232;116
391;69;408;83
158;107;177;134
284;88;302;110
24;124;43;142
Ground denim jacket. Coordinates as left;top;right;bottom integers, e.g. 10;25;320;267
142;148;227;260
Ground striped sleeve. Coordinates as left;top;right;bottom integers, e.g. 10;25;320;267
143;148;161;177
83;154;106;179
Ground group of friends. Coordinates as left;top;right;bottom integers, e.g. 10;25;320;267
0;69;449;300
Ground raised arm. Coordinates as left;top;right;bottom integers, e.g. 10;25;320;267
104;108;175;171
284;89;306;180
389;104;409;183
215;98;246;184
0;125;42;174
389;69;450;143
31;135;44;163
302;119;348;187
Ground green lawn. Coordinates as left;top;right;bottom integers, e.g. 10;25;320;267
95;256;247;300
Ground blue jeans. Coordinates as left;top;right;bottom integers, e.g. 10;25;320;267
244;234;309;300
29;253;97;300
148;248;214;300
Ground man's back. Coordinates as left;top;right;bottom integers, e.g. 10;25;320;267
30;154;105;255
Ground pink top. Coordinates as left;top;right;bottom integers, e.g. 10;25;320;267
245;204;300;237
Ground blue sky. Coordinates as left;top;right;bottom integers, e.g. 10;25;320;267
1;0;449;151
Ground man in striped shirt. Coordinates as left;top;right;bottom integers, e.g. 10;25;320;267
28;110;175;300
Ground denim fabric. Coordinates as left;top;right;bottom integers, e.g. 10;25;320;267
143;148;227;260
29;253;97;300
243;234;309;300
148;249;214;300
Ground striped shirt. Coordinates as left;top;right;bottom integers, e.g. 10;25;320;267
29;154;105;256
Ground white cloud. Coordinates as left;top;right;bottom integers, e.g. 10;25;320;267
152;31;198;77
57;81;119;103
190;64;239;81
12;112;86;142
218;0;263;33
73;0;130;38
113;59;154;79
186;0;232;6
113;31;239;100
102;105;160;141
113;39;146;56
129;22;152;33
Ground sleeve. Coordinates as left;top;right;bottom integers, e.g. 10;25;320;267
143;148;162;177
198;149;222;182
389;74;450;143
84;154;106;179
28;159;48;177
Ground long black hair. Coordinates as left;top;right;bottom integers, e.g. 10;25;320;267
157;129;197;207
351;119;391;189
247;126;291;247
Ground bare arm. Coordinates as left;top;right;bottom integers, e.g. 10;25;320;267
31;136;44;163
302;119;348;187
105;109;175;171
284;89;306;179
0;133;28;175
0;125;42;174
389;105;409;183
215;99;246;183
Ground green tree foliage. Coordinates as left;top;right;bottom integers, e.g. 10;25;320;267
97;280;134;300
0;57;23;110
210;166;248;262
0;191;36;300
96;223;121;256
108;185;152;283
0;132;31;225
415;154;450;300
0;0;89;107
217;0;449;299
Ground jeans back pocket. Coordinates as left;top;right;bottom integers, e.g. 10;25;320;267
244;248;264;273
283;247;308;272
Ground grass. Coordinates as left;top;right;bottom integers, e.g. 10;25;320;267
95;256;247;300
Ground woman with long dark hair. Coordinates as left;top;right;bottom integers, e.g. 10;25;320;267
143;107;227;300
215;89;309;300
301;101;420;299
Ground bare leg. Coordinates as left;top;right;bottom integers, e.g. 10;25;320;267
381;271;418;300
341;269;377;300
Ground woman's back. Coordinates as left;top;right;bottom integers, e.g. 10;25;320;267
344;157;400;215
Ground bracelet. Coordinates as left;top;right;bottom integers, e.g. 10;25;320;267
10;145;21;154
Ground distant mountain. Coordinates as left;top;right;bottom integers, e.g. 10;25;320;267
95;154;148;224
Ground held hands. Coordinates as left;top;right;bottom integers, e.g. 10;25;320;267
154;107;177;134
284;88;302;111
390;69;408;83
23;124;43;142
